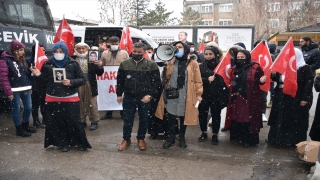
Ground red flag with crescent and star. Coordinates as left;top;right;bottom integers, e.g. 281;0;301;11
53;18;74;56
214;50;231;87
119;26;133;55
34;45;48;71
250;41;272;92
197;43;205;53
270;37;297;97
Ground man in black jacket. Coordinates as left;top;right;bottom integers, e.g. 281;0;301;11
116;42;161;151
73;43;104;130
300;36;320;76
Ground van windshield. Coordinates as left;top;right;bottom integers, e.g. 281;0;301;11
0;0;54;31
146;38;159;48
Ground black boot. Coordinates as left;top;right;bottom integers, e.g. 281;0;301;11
33;119;46;128
179;136;187;148
22;122;37;133
16;125;31;137
163;137;175;149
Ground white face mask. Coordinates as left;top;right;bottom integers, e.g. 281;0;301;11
54;53;65;61
147;53;153;58
110;45;118;51
190;48;195;52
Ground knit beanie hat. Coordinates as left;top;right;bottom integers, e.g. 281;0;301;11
10;40;25;51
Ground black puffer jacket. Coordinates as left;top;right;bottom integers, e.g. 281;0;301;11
37;57;85;97
301;42;320;72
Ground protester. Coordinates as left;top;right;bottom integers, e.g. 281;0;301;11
30;42;91;152
221;42;246;131
155;41;203;149
228;49;266;147
100;36;129;120
299;36;320;76
0;40;36;137
27;44;46;128
73;43;104;130
116;42;161;151
310;74;320;141
187;42;204;64
146;45;154;60
197;46;228;145
267;48;313;150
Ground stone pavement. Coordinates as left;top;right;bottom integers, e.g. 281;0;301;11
0;92;317;179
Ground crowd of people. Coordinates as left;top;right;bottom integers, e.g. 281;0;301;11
0;34;319;153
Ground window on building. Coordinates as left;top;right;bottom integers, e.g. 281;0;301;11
267;2;280;12
270;19;279;28
219;4;233;12
189;5;200;12
219;19;232;25
315;1;320;8
288;2;303;11
201;4;213;13
202;19;213;25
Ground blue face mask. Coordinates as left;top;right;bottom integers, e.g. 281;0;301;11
175;50;184;58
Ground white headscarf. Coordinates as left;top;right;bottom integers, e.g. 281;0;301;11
74;42;90;58
294;48;306;69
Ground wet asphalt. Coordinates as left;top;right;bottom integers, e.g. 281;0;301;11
0;91;317;180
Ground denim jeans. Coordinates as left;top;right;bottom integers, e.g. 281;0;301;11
122;95;150;140
10;90;32;126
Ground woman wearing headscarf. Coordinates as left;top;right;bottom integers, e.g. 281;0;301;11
310;74;320;141
228;50;266;147
155;41;203;149
30;42;91;152
197;46;228;145
267;48;313;149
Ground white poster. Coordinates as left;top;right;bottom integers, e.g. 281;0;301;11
141;28;193;44
97;66;122;111
197;28;253;51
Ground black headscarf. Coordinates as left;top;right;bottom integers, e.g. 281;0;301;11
172;41;190;89
200;46;220;77
232;50;255;99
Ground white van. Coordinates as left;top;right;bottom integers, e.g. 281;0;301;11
65;24;159;49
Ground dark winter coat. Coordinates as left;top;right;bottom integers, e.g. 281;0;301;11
37;57;85;98
0;52;32;95
226;63;264;134
199;61;228;108
268;65;314;134
116;58;161;100
310;74;320;141
72;56;104;97
301;43;320;72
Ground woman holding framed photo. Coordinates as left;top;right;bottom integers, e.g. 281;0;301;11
30;42;91;152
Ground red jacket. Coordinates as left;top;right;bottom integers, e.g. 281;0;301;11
0;59;12;96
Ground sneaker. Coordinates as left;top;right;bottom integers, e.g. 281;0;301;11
90;123;98;131
208;117;212;127
100;114;113;120
211;135;219;145
262;114;268;122
197;133;208;142
267;101;272;108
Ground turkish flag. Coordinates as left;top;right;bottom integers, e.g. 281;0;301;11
271;37;297;97
214;50;231;86
198;43;205;53
34;45;48;71
250;41;272;92
53;18;74;56
119;26;133;54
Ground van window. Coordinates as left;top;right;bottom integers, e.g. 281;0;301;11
74;37;82;44
84;27;122;47
0;0;54;31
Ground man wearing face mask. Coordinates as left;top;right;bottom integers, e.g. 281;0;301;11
187;42;204;64
116;42;161;151
72;43;104;130
99;36;129;120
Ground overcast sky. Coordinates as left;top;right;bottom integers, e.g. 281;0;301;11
47;0;183;22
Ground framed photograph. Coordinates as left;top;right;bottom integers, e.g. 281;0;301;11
53;68;66;83
88;50;99;63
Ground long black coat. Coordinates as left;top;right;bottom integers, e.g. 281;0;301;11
268;65;313;144
310;75;320;141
